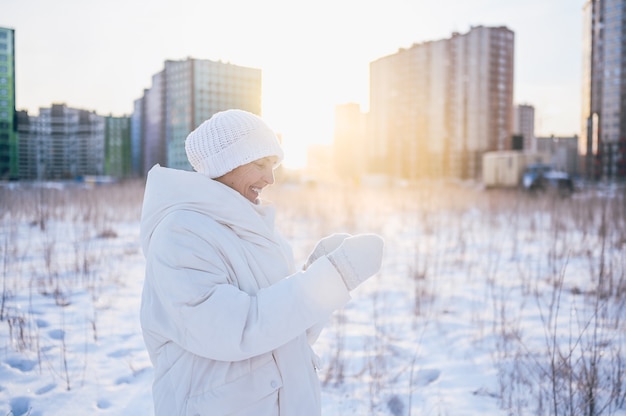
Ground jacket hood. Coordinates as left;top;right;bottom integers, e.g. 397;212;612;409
140;165;279;255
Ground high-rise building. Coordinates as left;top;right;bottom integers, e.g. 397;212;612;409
0;27;16;180
141;71;166;175
17;104;131;180
581;0;626;180
130;98;144;177
16;109;36;179
333;103;367;181
369;26;515;180
18;104;105;180
513;104;536;152
133;58;263;175
104;115;131;178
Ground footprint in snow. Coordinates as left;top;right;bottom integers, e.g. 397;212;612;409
412;368;440;386
35;383;56;395
10;396;31;416
48;329;65;340
6;357;38;372
108;348;134;358
97;398;112;409
35;318;49;328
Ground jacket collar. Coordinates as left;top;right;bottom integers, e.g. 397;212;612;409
140;165;279;254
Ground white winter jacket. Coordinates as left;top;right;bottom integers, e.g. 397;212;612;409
140;165;351;416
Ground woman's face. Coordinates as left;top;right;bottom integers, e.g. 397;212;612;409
215;156;279;204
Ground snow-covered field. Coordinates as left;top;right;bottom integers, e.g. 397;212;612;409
1;178;625;415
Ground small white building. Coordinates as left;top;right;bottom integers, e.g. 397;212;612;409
482;151;548;188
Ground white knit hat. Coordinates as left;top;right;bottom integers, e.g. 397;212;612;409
185;109;284;178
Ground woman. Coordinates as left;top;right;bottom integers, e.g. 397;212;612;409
140;109;383;415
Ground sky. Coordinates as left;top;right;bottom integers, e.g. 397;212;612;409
1;0;584;167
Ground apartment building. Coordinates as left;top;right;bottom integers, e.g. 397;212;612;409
104;115;131;178
581;0;626;180
333;103;367;181
17;104;130;180
513;104;536;152
0;27;16;180
19;104;105;179
133;58;263;175
369;26;515;180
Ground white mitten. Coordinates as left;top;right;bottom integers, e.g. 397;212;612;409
304;233;351;270
327;234;384;291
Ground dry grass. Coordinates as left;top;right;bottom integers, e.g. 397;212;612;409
1;178;625;414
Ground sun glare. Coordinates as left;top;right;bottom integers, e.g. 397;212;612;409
262;73;343;170
258;41;373;171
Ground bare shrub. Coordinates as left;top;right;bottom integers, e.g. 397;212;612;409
2;177;626;415
0;180;146;392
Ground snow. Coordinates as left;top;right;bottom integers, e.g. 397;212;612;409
1;179;625;415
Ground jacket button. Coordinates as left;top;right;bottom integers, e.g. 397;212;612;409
271;380;278;389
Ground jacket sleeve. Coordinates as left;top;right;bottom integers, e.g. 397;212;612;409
143;214;351;362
